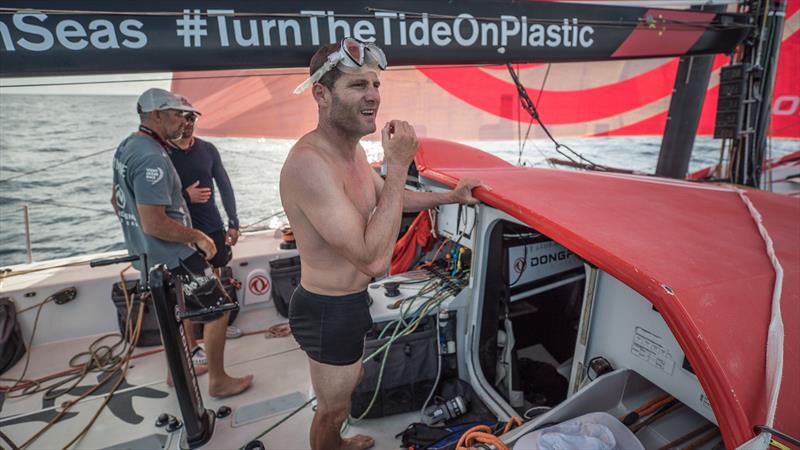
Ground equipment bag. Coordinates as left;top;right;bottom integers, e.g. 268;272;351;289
269;256;300;318
111;280;163;347
351;320;438;418
0;297;27;375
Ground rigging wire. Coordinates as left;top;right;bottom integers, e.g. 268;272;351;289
0;196;110;214
364;7;750;30
505;63;602;170
0;64;505;90
516;63;552;167
0;147;115;184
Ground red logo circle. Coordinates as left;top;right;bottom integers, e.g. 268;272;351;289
249;275;271;296
514;257;526;274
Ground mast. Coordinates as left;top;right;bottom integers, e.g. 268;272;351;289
726;0;786;187
656;5;726;179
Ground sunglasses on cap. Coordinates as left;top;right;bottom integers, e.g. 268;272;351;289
294;38;388;95
159;109;194;119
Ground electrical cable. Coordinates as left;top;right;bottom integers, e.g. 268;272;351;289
245;272;464;447
655;423;716;450
348;271;467;424
419;309;444;421
618;393;672;423
630;400;682;434
680;429;721;450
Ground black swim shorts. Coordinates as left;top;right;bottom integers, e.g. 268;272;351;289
289;285;374;366
170;252;232;323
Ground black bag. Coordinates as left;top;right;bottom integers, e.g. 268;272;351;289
0;297;27;375
351;321;439;418
111;280;163;347
269;256;301;318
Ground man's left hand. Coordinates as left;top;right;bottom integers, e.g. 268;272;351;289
226;228;240;246
452;178;482;205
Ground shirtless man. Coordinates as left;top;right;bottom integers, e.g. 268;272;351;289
280;40;480;450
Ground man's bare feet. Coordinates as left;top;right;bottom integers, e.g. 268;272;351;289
166;364;208;387
208;374;254;398
341;434;374;450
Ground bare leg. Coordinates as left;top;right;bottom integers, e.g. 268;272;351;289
205;312;253;398
308;358;374;450
183;319;199;350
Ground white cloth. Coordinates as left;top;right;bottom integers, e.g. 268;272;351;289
538;422;615;450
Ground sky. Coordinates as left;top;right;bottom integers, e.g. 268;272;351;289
0;73;171;96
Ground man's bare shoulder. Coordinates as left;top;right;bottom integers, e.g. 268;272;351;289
283;135;326;175
281;134;339;201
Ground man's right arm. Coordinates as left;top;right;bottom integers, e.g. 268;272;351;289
137;204;217;258
131;152;216;259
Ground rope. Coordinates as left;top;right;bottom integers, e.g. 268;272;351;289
456;423;515;450
12;265;143;449
733;186;785;450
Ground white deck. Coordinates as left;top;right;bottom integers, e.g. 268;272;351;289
0;232;416;449
0;305;414;449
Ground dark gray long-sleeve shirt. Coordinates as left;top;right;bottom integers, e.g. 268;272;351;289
168;137;239;234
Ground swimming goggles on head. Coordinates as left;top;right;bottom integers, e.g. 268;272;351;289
293;38;388;95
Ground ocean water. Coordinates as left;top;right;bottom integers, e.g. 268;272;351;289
0;94;795;267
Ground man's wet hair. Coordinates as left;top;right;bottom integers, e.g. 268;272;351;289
309;42;344;89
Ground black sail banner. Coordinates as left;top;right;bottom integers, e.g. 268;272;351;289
0;1;750;77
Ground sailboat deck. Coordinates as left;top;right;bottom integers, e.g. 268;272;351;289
1;306;412;449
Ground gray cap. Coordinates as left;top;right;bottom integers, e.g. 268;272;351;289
137;88;200;114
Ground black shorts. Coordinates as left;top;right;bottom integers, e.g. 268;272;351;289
289;285;374;366
206;228;232;268
170;252;232;323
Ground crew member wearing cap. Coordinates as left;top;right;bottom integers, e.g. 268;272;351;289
111;88;253;398
280;40;480;450
168;96;243;340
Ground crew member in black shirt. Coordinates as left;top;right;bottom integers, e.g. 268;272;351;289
169;97;242;339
